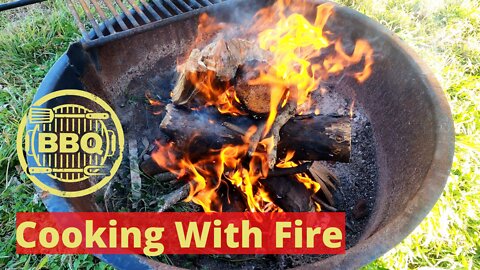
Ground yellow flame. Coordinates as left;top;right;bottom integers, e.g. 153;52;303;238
154;0;374;213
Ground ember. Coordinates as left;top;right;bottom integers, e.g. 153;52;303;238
145;0;374;213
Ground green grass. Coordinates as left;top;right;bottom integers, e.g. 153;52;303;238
0;0;111;269
0;0;479;269
334;0;480;269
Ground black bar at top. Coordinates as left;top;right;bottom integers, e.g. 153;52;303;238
0;0;46;12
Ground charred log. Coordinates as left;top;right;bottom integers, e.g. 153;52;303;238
218;181;247;212
278;114;351;162
268;162;313;178
308;162;339;205
140;156;168;177
261;176;315;212
160;104;351;163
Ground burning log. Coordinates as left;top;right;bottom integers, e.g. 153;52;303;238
140;156;168;176
235;60;272;114
159;104;351;163
171;38;276;115
261;176;315;212
218;181;247;212
268;161;313;178
279;114;351;162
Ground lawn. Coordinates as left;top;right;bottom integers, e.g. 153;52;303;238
0;0;478;269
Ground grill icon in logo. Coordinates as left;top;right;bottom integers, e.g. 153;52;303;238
17;90;124;197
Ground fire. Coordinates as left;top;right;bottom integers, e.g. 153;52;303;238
151;127;280;212
276;151;321;194
151;0;374;213
251;1;373;134
186;70;246;116
145;92;164;115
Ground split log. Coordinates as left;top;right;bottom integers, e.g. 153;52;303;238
159;104;351;163
261;176;315;212
183;38;270;79
171;38;273;114
235;60;272;114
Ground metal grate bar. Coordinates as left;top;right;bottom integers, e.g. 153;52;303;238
186;0;202;8
151;0;173;17
67;0;228;45
163;0;183;15
90;0;116;34
78;0;105;37
174;0;193;11
103;0;130;31
114;0;140;27
139;0;162;20
67;0;91;41
126;0;151;23
197;0;213;5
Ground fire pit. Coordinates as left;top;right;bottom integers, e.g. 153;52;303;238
34;0;454;269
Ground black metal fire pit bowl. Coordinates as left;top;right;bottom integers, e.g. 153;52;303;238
33;0;454;269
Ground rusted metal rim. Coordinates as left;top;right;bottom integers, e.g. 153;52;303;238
35;1;454;269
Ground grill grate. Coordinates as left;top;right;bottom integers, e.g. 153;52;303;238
66;0;227;45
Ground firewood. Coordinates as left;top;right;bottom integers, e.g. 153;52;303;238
261;176;315;212
247;121;265;157
308;162;338;205
312;196;338;212
153;172;177;182
265;101;297;168
171;71;196;106
140;156;168;176
159;104;351;163
278;114;351;162
309;162;338;189
159;105;244;163
218;181;247;212
157;184;190;212
172;38;271;106
235;60;272;114
268;162;313;178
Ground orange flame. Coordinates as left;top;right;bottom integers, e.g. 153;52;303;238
146;93;165;115
276;151;320;194
151;126;279;212
186;70;246;115
153;0;374;213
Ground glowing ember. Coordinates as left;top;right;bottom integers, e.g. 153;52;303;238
150;0;374;213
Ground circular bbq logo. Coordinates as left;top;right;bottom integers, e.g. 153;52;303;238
16;90;124;197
